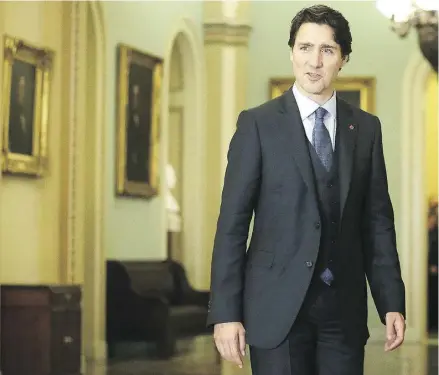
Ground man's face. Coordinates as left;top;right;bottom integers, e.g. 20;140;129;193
290;22;346;99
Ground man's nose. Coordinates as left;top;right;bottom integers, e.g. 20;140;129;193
309;50;323;68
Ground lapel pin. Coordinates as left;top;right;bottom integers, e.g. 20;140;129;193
349;124;355;130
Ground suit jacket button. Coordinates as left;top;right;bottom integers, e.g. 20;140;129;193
314;222;320;229
305;261;313;268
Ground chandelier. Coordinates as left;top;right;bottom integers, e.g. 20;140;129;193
376;0;438;72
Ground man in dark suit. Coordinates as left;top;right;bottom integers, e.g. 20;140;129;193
207;5;406;375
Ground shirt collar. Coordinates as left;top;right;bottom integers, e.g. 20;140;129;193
292;83;337;121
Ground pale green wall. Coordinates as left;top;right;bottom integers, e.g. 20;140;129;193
246;1;418;333
102;1;203;259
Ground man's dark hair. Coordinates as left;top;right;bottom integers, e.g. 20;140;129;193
288;4;352;62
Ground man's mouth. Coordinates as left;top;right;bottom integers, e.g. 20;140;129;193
306;73;322;80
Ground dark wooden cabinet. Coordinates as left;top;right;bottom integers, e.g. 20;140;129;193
1;285;82;375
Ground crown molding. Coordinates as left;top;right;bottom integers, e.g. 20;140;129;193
204;22;252;46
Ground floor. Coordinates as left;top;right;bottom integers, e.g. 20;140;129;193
86;335;438;375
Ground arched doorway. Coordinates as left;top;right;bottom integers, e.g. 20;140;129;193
82;1;106;361
162;20;206;289
67;1;107;362
400;51;435;344
167;35;185;269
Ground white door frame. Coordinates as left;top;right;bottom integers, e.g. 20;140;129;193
71;0;107;361
162;18;206;289
399;51;432;343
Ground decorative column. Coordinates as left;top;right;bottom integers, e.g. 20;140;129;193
0;4;4;373
202;0;251;288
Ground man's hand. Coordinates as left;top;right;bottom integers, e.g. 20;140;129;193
213;322;246;368
384;312;406;352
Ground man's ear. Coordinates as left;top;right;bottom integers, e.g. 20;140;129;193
339;55;349;71
289;49;294;63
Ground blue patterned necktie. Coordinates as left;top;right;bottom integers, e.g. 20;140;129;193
320;268;334;286
312;107;333;172
312;107;334;286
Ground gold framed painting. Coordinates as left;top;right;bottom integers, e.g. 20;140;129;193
1;34;54;176
116;43;162;199
269;76;376;113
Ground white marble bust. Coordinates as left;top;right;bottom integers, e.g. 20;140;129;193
166;163;181;232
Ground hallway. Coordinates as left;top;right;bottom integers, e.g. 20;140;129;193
86;336;438;375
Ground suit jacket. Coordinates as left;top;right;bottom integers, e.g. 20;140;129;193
206;88;406;349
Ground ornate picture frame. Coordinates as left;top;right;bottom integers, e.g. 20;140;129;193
116;43;162;199
269;76;376;113
1;35;54;176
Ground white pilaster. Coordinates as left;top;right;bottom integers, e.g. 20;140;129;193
202;0;252;288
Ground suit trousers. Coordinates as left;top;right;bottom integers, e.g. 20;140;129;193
249;279;365;375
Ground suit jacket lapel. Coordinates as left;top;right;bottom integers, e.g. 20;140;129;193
336;98;358;222
276;90;358;221
277;89;319;209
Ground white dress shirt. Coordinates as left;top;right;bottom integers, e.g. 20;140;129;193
292;84;337;150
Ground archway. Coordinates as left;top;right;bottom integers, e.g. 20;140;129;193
167;35;185;268
162;19;206;289
69;1;107;362
400;51;433;343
